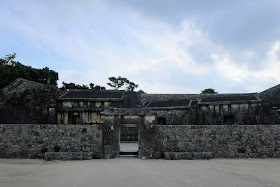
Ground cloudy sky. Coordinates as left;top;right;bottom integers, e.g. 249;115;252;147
1;0;280;93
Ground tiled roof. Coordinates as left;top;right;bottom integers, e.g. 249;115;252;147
60;90;125;99
146;99;191;108
200;94;258;103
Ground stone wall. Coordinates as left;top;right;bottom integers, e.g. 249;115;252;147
259;84;280;124
0;79;57;124
153;108;197;125
2;123;280;160
0;124;103;159
123;91;141;108
0;107;56;124
141;94;200;104
259;84;280;103
198;103;263;125
141;125;280;159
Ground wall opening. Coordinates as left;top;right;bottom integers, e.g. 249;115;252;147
224;115;234;124
119;124;138;157
72;115;80;125
158;117;166;125
54;145;61;152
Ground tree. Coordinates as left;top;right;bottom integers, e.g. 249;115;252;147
89;83;95;89
107;76;139;91
60;82;89;90
0;53;58;88
93;85;106;90
89;83;106;90
1;53;16;66
107;76;128;90
126;81;138;91
138;89;146;94
201;88;218;94
60;82;106;90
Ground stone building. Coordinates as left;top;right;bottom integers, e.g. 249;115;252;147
0;78;57;124
1;79;280;160
56;90;126;125
197;94;263;125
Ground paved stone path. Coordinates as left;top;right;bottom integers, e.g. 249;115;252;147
120;142;138;152
0;159;280;187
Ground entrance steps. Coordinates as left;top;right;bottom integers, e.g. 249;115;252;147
119;142;138;158
118;152;138;158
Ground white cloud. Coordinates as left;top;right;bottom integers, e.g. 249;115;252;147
2;0;280;93
211;40;280;92
211;54;250;82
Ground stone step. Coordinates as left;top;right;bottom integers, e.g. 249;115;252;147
118;155;138;158
119;151;138;155
164;152;213;160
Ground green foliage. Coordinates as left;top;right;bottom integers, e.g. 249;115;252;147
93;85;106;90
138;89;146;94
60;82;106;90
201;88;218;94
107;76;138;91
89;83;106;90
126;81;138;91
60;82;89;90
107;76;128;90
0;53;58;88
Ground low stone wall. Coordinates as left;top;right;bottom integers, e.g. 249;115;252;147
1;123;280;159
45;152;93;160
164;152;213;160
142;125;280;158
0;124;103;159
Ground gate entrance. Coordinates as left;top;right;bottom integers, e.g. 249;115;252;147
119;124;138;157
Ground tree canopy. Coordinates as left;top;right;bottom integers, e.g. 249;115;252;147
60;82;106;90
0;53;58;88
107;76;138;91
201;88;218;94
0;53;143;92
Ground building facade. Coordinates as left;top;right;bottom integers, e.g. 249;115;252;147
1;78;280;159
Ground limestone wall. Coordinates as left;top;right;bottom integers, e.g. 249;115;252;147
142;125;280;158
153;108;197;125
0;124;103;159
1;123;280;160
0;79;57;124
198;103;263;125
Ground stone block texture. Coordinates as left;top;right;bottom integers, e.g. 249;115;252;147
0;124;103;159
45;152;93;160
164;152;213;160
142;125;280;158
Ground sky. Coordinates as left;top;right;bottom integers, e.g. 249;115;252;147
1;0;280;93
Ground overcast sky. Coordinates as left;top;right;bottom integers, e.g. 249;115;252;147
1;0;280;93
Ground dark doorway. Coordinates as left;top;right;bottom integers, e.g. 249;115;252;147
72;115;80;125
158;117;166;125
224;115;234;124
119;125;138;157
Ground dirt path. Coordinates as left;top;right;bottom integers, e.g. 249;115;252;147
0;158;279;187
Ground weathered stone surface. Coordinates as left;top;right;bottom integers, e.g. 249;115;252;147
164;152;213;160
0;124;103;159
0;79;57;124
142;125;280;159
45;152;93;160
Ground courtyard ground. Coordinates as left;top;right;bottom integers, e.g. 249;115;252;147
0;158;279;187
